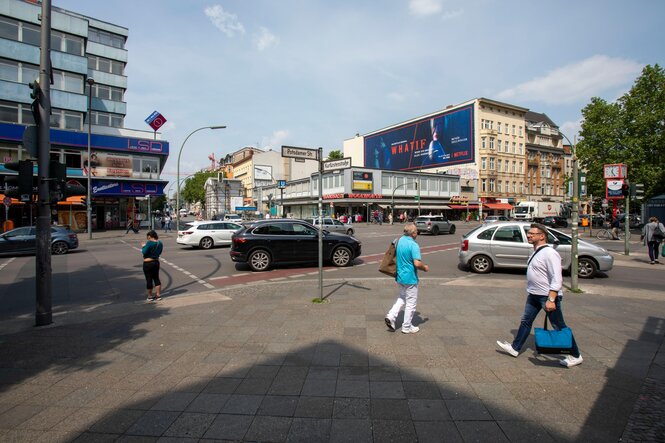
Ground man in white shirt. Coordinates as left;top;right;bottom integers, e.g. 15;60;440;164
496;223;583;367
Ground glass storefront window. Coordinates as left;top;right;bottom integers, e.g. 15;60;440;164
0;147;19;164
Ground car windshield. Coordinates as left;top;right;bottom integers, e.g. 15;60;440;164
515;207;529;214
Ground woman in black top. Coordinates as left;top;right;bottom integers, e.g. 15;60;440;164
141;230;163;301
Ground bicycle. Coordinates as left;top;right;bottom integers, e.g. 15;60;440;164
596;228;629;240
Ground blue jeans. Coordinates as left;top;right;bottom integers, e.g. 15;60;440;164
511;294;580;357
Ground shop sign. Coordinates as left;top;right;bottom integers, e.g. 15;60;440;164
91;180;165;196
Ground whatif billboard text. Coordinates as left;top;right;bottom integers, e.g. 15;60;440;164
364;105;474;171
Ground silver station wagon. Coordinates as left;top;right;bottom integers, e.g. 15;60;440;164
458;221;614;278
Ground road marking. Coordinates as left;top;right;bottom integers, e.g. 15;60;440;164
0;257;16;271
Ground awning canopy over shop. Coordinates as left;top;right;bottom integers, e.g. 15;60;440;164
57;196;85;206
393;204;451;210
483;203;513;210
449;204;479;210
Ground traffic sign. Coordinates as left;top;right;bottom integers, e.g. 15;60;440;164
278;180;286;189
3;196;11;208
144;111;167;131
281;145;319;161
322;157;352;172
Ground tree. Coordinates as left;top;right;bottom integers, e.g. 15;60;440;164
327;150;344;160
577;64;665;199
181;171;217;207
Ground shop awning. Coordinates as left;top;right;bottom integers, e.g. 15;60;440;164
484;203;513;210
57;196;85;206
395;204;451;210
449;204;479;210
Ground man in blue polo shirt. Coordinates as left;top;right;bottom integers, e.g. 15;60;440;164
385;222;429;334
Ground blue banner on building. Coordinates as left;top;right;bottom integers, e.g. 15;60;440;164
0;122;169;156
92;180;166;196
364;105;474;171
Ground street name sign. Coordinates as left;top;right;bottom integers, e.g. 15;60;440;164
323;157;352;172
281;145;319;161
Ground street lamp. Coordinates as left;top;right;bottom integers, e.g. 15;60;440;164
86;77;94;240
176;125;226;231
391;180;413;224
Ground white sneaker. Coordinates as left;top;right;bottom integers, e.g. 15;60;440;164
384;317;396;331
560;354;583;368
496;340;519;357
401;326;420;334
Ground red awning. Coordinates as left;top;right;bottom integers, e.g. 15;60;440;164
484;203;513;210
449;204;479;210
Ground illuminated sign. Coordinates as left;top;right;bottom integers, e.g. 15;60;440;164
352;171;373;191
91;180;166;196
364;105;474;171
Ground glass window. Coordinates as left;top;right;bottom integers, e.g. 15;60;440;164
493;226;524;243
0;146;19;164
21;22;40;46
64;150;81;168
477;226;496;240
481;157;486;169
0;101;19;124
63;111;82;130
22;64;39;84
292;223;316;235
0;17;19;41
62;72;83;93
0;59;19;82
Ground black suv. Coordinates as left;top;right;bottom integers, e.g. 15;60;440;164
230;219;362;271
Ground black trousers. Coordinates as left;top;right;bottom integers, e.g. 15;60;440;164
143;260;161;289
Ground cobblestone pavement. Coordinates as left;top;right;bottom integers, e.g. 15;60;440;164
1;271;664;442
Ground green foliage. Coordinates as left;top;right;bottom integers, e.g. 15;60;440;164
577;64;665;199
181;171;217;207
327;150;344;160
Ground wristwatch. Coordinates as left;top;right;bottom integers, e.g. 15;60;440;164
547;296;556;303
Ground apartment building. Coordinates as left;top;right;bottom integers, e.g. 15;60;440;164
524;111;566;202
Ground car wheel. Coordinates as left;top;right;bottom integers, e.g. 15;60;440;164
199;237;214;249
431;226;440;235
470;255;493;274
448;225;456;235
578;257;597;279
51;241;69;255
331;246;352;267
346;229;354;235
248;249;271;272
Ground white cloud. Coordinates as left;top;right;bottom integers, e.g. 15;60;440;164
496;55;643;105
559;119;582;139
409;0;443;16
254;27;278;51
261;130;290;150
441;8;463;20
204;5;245;37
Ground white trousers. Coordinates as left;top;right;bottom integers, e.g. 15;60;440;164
387;283;419;329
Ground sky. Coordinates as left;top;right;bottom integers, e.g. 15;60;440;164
53;0;665;186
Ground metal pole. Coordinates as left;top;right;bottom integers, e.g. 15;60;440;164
176;125;225;232
562;132;579;291
624;186;630;256
318;147;323;302
36;0;52;326
86;78;94;239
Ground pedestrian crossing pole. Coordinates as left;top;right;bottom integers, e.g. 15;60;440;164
624;186;630;256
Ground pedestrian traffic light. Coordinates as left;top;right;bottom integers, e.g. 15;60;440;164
4;160;34;202
49;161;67;203
621;184;628;197
29;80;41;100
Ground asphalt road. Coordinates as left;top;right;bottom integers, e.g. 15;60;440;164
0;221;659;321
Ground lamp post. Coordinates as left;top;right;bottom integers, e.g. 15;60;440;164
391;180;412;224
86;77;94;240
176;125;226;231
560;132;579;292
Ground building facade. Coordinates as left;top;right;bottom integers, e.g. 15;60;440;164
524;111;566;202
0;0;168;231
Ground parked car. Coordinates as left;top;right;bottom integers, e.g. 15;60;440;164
230;219;361;271
302;217;354;235
0;225;78;256
484;216;510;223
542;216;569;228
414;216;456;235
177;221;243;249
458;221;613;278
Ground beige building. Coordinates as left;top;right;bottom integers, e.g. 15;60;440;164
524;111;566;202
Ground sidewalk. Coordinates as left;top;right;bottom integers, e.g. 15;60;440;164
0;274;663;442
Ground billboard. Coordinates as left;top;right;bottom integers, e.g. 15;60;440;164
254;165;273;183
364;105;474;171
352;171;373;191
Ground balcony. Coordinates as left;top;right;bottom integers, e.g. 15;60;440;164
480;128;498;136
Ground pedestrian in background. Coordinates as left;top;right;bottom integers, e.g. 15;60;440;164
163;214;171;233
385;222;429;334
141;230;163;301
497;223;583;367
641;216;665;264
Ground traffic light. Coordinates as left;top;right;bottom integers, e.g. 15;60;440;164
621;183;630;197
49;161;67;203
632;183;645;200
4;160;34;202
28;81;41;125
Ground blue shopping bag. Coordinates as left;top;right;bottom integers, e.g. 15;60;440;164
534;314;574;355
